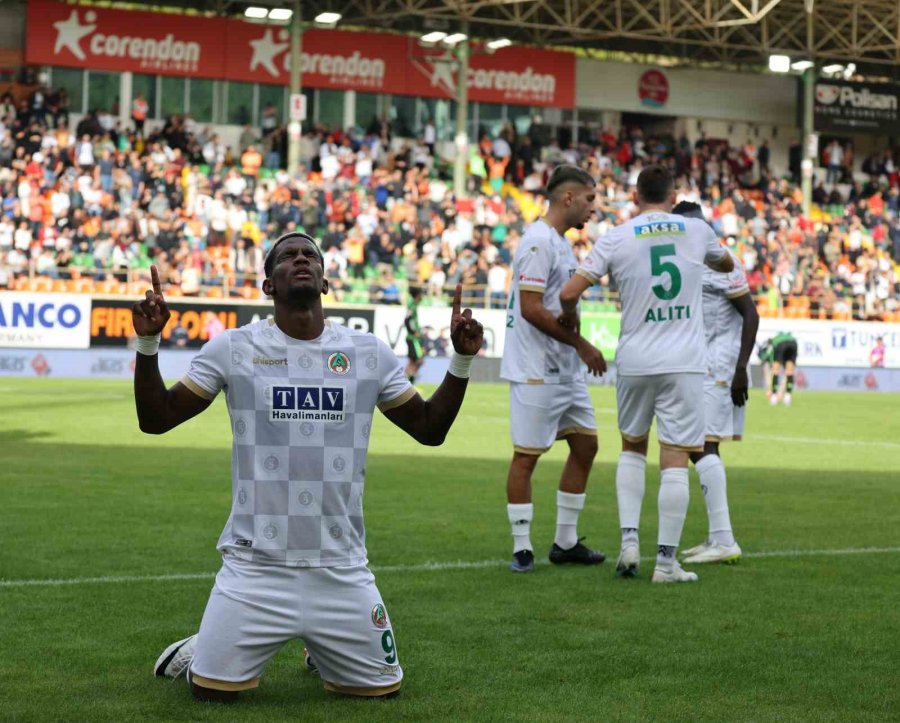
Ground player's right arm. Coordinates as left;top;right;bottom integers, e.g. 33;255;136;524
520;290;606;376
132;266;213;434
515;229;604;375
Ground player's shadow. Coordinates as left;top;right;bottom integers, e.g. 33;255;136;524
0;428;53;445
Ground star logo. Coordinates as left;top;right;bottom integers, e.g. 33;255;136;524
427;51;457;95
53;10;97;62
249;28;288;78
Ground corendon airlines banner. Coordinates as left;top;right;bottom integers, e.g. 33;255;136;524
26;0;574;107
26;0;229;78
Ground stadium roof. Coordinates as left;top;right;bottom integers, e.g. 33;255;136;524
126;0;900;76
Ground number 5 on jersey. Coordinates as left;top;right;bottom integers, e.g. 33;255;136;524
651;244;682;300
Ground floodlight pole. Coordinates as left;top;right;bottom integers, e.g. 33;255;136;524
452;22;470;199
801;65;816;217
287;0;303;176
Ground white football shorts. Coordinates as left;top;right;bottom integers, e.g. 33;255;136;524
616;373;705;451
704;379;745;442
190;554;402;695
509;380;597;455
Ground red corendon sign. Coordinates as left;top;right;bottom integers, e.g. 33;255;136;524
26;0;229;78
26;0;574;108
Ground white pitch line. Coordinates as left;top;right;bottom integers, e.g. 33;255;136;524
753;434;900;450
1;546;899;589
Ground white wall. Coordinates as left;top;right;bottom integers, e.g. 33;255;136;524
576;58;798;127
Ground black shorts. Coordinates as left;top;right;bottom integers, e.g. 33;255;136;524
407;338;423;362
773;340;798;364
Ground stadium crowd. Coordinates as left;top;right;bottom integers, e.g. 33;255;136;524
1;86;899;321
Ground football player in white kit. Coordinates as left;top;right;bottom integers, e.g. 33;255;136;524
132;233;483;702
500;165;608;574
559;165;734;583
673;201;759;565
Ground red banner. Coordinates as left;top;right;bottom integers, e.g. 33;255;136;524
26;0;574;107
26;0;229;78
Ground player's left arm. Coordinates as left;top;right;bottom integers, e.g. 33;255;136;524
559;272;593;323
701;223;735;273
728;292;760;407
559;234;610;326
382;285;483;446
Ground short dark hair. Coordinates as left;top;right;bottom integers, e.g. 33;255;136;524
264;232;324;278
636;164;674;204
546;164;595;198
671;200;704;220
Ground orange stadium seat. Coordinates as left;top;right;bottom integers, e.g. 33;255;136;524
238;286;260;300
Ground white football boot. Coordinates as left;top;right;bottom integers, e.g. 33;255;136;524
615;542;640;578
652;561;699;583
154;635;197;679
680;540;712;558
783;393;792;406
683;541;742;564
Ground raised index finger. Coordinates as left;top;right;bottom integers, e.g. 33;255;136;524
150;265;163;297
451;283;461;318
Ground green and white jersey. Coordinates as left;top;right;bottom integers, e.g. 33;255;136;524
182;319;415;568
501;219;582;384
702;249;749;384
579;211;727;376
772;331;796;347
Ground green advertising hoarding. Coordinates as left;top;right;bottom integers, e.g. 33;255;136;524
580;311;621;360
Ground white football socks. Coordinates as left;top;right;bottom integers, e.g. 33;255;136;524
507;503;534;553
657;467;690;562
554;490;585;550
695;455;735;547
616;451;646;544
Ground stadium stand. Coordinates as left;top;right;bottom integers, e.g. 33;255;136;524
0;91;898;321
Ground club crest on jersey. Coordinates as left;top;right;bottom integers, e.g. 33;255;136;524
372;603;388;628
270;385;345;422
327;351;351;375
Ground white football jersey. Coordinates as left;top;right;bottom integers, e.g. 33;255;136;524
702;249;750;384
182;319;414;568
501;220;583;384
579;211;727;376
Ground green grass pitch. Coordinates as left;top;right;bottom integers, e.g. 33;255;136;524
2;378;899;721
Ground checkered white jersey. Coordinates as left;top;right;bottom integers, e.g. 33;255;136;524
182;319;415;567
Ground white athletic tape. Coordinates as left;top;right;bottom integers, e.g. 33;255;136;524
1;546;898;589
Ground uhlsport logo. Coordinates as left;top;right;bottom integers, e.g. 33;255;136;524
327;351;351;375
270;385;345;422
371;603;388;628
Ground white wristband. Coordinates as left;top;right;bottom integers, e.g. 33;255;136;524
448;352;475;379
135;334;161;356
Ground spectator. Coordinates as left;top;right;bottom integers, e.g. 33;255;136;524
132;93;149;137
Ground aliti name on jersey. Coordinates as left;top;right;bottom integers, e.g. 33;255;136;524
645;305;692;323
